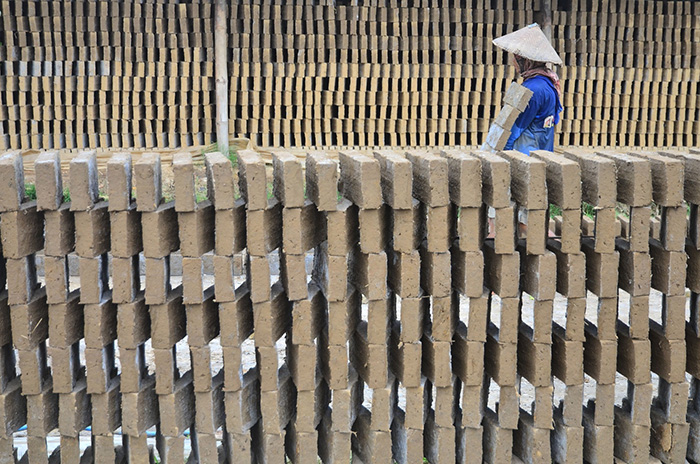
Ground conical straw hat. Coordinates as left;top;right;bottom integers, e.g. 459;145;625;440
493;23;563;65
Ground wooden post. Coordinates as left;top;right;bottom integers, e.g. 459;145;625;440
214;0;229;155
541;0;553;43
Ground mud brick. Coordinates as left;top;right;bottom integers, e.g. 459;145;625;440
419;248;451;298
484;331;517;388
483;242;519;298
688;410;700;463
400;383;426;431
58;378;90;436
583;328;617;385
616;325;651;384
124;434;151;464
656;378;689;425
552;417;583;463
398;295;427;344
594;297;619;341
43;206;75;256
305;152;338;212
144;257;170;305
637;152;684;207
141;202;179;258
352;331;390;389
25;436;54;464
48;292;83;348
214;199;246;256
286;426;319;463
349;249;387;301
530;150;582;210
452;331;484;386
405;151;449;207
581;239;619;298
518;249;555;300
503;81;534;111
373;150;413;210
6;255;38;305
121;377;158;436
318;413;352;463
425;416;456;463
553;209;581;254
499;150;547;209
492;296;520;345
224;372;260;433
182;257;211;304
482;409;513;463
106;153;132;212
218;286;253;347
204;152;236;211
187;292;219;348
492;103;522;131
117;295;149;349
419;204;450;253
660;294;685;341
396;340;422;387
256;345;282;392
391;201;421;253
662;151;700;205
513;412;552;464
595;151;653;207
236;150;268;211
329;376;361;433
552;329;583;384
530;385;555;429
491;206;516;254
94;435;122;464
34;151;63;211
430;296;455;342
90;381;121;434
650;239;686;295
279;252;306;301
517;328;551;387
455;206;483;252
246;254;271;303
296;380;329;434
112;256;140;304
150;288;185;349
290;340;326;391
134;153;162;212
548;243;585;298
85;345;117;394
472;150;511;209
388;249;421;298
582;412;614;462
75;205;111;258
613;409;650;462
581;215;595;236
592;207;616;253
259;430;287;463
459;383;485;428
660;206;686;251
461;292;488;342
222;345;244;392
281;206;311;256
293;285;325;345
562;149;617;208
440;149;482;208
522;209;548;255
259;371;294;435
10;290;48;350
153;348;179;395
212;254;240;301
352;410;393;463
69;150;99;211
0;377;25;436
172;152;197;212
484;123;510;151
156;435;186;464
26;380;58;436
271;151;304;208
223;432;254;464
421;335;452;388
78;255;109;304
338;151;382;209
358;206;389;254
195;374;225;433
617;246;651;296
325;199;356;256
59;436;81;463
120;343;151;393
0;204;44;258
253;284;289;346
178;203;215;257
0;151;25;212
626;206;651;252
650;408;689;463
648;322;685;383
110;208;142;257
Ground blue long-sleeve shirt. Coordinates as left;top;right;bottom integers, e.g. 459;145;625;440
504;75;563;155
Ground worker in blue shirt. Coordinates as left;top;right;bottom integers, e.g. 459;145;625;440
493;24;564;155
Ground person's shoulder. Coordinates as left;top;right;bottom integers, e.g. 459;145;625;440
522;75;550;90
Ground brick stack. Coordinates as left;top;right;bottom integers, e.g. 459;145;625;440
2;152;49;462
562;148;619;462
638;151;689;462
531;149;585;462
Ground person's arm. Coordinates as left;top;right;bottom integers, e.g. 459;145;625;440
504;86;541;150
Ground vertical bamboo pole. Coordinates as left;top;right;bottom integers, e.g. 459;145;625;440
215;0;229;155
542;0;553;43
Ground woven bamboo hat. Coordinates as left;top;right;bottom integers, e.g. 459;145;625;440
493;23;563;65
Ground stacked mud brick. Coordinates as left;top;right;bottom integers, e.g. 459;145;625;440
0;0;215;150
531;149;586;462
552;0;700;147
482;83;533;152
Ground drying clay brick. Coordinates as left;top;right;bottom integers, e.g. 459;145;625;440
470;150;511;208
187;291;219;347
397;341;422;387
398;295;426;344
212;255;237;302
650;411;688;464
637;152;684;207
649;322;686;383
204;151;236;210
120;346;149;394
153;348;179;395
456;206;483;252
69;150;99;211
253;284;290;346
503;81;534;111
327;290;360;347
373;150;413;210
58;379;91;436
6;255;38;305
531;150;582;210
26;382;58;436
43;205;75;256
522;209;547;255
246;199;282;256
112;256;140;304
358;206;389;254
219;286;253;347
422;336;453;388
0;299;10;347
1;203;44;258
650;239;686;296
391;200;421;253
583;327;617;384
149;288;185;349
182;257;208;304
462;292;488;343
110;207;142;257
484;123;511;151
617;246;651;296
280;252;307;301
626;206;651;252
616;325;652;386
34;151;63;211
106;152;133;211
291;285;324;345
483;242;520;298
452;248;484;298
305;152;338;211
592;207;616;253
327;343;352;390
484;334;517;387
16;343;51;395
84;345;116;394
420;204;450;253
552;328;583;385
520;249;556;300
562;149;617;208
499;150;548;210
388;249;421;298
237;149;268;211
10;290;48;350
554;208;581;254
78;255;109;304
581;239;619;298
661;294;685;341
74;203;111;257
419;247;451;298
349;249;387;301
246;254;271;303
214;198;246;256
440;149;482;208
157;375;195;436
144;257;170;305
173;152;197;212
660;206;686;252
48;291;83;347
405;150;449;207
260;372;294;435
613;410;651;463
452;332;485;386
84;299;117;349
325;199;357;256
288;341;324;390
338;151;382;209
595;150;653;207
492;103;521;133
134;153;162;212
0;151;24;212
366;298;392;345
271;150;304;208
178;201;215;257
548;243;586;298
48;344;82;393
492;206;516;254
121;378;159;436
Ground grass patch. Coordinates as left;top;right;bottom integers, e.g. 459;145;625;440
549;203;562;217
25;183;36;200
581;201;595;219
63;187;71;203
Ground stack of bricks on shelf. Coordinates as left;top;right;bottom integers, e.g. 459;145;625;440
0;0;215;150
4;144;700;462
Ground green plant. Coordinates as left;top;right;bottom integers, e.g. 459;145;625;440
549;203;562;217
24;183;36;200
581;201;595;219
63;187;71;203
